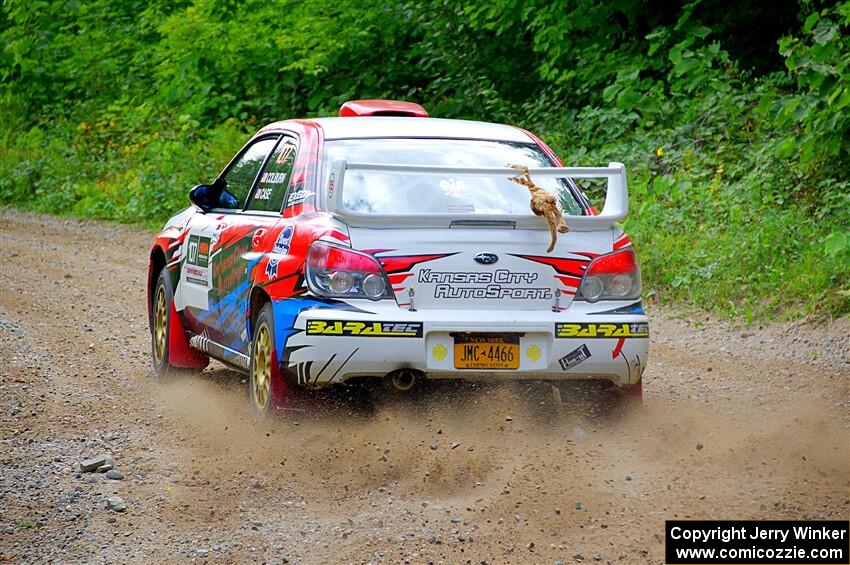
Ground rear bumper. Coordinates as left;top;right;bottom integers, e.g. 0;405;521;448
279;300;649;388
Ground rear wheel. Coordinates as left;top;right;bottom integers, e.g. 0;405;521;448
249;303;298;420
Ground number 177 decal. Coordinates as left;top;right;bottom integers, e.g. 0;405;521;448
185;234;211;287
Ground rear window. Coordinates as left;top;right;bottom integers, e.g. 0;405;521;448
324;138;584;216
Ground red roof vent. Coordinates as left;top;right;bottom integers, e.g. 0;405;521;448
339;99;428;118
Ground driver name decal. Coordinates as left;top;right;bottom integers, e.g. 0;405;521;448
254;187;273;200
260;171;288;184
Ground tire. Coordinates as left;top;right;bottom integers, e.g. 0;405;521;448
249;303;297;421
150;269;194;378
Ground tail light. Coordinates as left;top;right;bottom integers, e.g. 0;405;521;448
576;247;642;302
306;241;392;300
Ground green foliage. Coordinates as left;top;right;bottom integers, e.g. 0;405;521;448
1;0;848;318
771;3;850;163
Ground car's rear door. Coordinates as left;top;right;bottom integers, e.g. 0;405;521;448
177;135;278;346
213;134;300;353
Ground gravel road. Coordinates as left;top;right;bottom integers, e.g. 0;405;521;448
1;211;848;564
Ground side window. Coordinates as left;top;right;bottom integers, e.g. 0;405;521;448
220;137;278;209
246;137;298;212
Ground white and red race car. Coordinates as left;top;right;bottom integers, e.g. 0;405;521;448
147;100;648;418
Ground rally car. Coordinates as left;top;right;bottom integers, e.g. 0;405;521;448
147;100;648;419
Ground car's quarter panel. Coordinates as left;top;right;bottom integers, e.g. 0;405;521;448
253;214;352;361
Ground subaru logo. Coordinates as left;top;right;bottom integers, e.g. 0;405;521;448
473;252;499;265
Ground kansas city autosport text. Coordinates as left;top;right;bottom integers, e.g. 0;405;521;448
418;269;552;300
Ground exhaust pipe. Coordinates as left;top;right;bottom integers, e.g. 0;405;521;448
384;369;422;392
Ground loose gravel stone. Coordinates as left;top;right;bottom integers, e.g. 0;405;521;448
105;469;124;480
106;496;127;512
79;455;111;473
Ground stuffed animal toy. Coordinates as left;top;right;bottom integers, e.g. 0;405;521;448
508;164;569;253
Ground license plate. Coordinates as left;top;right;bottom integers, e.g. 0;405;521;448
453;334;520;370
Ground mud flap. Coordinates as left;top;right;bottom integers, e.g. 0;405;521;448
167;301;210;369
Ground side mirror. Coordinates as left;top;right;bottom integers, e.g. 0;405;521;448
189;178;225;212
189;184;214;212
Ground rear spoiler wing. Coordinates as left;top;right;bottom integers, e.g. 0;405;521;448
328;160;628;231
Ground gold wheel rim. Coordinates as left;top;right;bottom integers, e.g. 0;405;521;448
153;285;167;364
252;323;272;411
